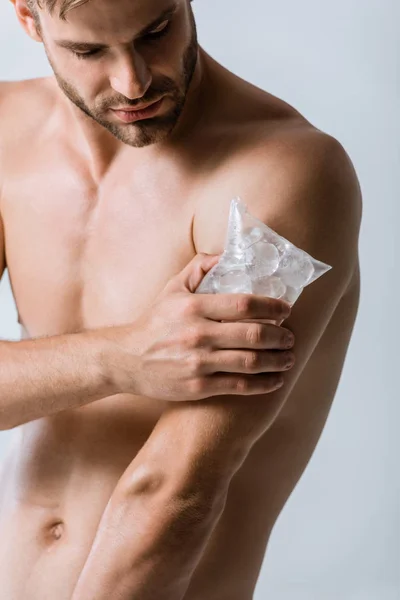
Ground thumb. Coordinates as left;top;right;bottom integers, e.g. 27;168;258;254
170;252;222;293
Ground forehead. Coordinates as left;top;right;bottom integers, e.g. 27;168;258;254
41;0;180;40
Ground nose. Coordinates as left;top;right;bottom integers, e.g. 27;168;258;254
109;48;152;100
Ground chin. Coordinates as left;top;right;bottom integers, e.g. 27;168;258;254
108;124;173;148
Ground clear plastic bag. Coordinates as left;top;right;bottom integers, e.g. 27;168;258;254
195;197;332;307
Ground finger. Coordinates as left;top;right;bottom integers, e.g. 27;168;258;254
221;318;283;326
201;349;295;375
232;318;283;324
170;253;222;293
207;321;294;350
199;293;291;323
201;372;285;396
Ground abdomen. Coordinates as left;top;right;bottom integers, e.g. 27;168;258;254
0;394;165;599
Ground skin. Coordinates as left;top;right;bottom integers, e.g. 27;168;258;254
0;0;362;598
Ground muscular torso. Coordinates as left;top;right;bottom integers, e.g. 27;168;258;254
0;55;359;600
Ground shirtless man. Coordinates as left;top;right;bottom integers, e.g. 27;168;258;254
0;0;362;598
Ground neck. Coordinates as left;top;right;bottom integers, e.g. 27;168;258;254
57;46;210;183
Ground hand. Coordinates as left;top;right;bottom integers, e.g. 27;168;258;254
107;253;295;401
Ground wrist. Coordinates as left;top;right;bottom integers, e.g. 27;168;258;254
84;326;127;396
92;324;142;396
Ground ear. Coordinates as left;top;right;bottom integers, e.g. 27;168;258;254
10;0;42;42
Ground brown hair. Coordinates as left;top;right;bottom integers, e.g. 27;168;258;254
33;0;91;20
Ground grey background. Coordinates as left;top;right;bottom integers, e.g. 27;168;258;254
0;0;398;598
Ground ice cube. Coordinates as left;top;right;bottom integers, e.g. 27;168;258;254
252;276;286;299
248;242;280;277
241;245;256;265
276;249;315;288
218;270;252;294
238;226;264;250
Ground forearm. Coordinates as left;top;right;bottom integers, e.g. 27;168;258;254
71;468;227;600
70;400;266;600
0;327;118;429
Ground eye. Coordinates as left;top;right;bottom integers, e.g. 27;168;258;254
144;19;171;41
72;48;102;60
71;19;172;59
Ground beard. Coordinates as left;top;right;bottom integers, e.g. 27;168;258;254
45;10;199;148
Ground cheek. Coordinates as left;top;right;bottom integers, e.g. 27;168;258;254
144;42;189;86
139;44;177;74
72;63;109;97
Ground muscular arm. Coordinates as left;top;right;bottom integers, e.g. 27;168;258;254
0;329;121;429
71;131;362;600
0;181;127;428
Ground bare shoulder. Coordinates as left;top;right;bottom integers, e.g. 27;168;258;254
194;117;362;297
194;112;363;430
0;77;56;151
0;76;54;106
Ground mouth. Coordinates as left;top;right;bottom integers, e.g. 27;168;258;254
110;97;165;123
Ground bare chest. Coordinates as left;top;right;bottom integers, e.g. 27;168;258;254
1;157;198;339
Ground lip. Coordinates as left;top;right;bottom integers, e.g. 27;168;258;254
111;97;164;123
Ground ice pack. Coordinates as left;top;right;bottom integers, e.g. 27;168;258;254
195;197;332;307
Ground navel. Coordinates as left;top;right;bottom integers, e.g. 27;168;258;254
44;519;65;542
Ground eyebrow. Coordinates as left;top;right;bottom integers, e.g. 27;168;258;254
55;2;178;52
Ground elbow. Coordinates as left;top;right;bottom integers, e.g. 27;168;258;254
117;463;168;499
117;462;227;522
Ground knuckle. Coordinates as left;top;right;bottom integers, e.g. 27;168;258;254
236;377;249;394
246;324;263;346
244;351;259;372
186;326;205;348
271;299;284;317
189;377;204;395
235;295;252;317
181;296;198;318
268;298;284;318
187;352;204;376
